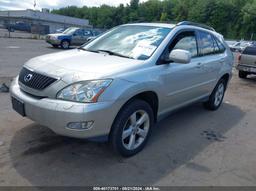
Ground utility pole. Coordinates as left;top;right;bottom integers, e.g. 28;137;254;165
250;33;254;41
8;11;10;38
34;0;36;10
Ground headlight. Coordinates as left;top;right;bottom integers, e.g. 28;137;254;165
50;36;58;40
56;79;112;103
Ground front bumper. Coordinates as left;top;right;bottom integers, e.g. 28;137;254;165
10;78;122;139
46;39;61;45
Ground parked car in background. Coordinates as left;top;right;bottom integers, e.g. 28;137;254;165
5;21;31;32
250;41;256;47
54;28;66;33
86;31;104;42
11;22;233;156
229;41;251;52
237;46;256;78
226;40;236;47
86;36;97;43
46;27;95;49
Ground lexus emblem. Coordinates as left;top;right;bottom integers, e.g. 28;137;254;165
24;74;33;82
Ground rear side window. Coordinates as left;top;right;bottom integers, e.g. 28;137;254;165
243;47;256;55
74;29;83;36
199;32;215;55
198;31;225;55
214;36;226;53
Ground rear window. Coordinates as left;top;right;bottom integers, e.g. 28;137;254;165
243;47;256;56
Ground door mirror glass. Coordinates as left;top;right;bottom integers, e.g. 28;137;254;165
167;49;191;64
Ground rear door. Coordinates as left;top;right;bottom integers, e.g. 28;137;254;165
197;31;225;92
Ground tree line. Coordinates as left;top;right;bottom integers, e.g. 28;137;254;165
52;0;256;40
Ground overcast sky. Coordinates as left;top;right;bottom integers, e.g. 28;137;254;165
0;0;143;10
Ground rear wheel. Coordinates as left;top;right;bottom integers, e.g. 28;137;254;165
110;99;154;157
204;79;227;111
61;40;70;49
239;71;248;79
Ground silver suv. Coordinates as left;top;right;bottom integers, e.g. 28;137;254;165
10;22;233;156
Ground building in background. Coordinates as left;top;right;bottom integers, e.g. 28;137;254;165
0;9;91;34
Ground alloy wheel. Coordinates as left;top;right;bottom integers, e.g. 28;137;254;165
122;110;150;151
214;83;224;107
62;41;69;49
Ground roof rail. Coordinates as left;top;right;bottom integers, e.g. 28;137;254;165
176;21;215;31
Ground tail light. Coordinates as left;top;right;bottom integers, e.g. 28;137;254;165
238;54;241;63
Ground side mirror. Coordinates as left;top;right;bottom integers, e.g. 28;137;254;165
167;49;191;64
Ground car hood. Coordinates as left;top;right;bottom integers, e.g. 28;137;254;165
24;49;144;83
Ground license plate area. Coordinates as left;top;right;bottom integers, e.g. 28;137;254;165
11;97;26;117
239;65;256;73
249;67;256;73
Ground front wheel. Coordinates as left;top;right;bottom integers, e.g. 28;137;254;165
239;71;248;79
110;99;154;157
61;40;70;49
204;79;227;111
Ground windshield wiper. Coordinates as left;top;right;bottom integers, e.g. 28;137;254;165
96;49;134;59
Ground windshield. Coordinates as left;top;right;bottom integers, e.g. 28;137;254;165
63;27;79;35
83;25;171;60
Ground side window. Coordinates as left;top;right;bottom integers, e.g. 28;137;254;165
169;31;198;58
199;32;215;55
212;36;219;53
74;29;83;36
214;37;226;53
84;30;92;36
243;47;256;55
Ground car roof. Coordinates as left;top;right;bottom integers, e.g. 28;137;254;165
124;23;176;29
124;22;217;34
125;22;220;36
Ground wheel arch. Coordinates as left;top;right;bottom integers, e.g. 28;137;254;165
131;91;159;122
61;38;71;43
220;73;230;89
110;90;159;129
109;90;159;142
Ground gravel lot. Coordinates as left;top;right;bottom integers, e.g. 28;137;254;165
0;38;256;186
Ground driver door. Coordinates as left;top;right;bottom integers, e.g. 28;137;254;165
159;30;210;112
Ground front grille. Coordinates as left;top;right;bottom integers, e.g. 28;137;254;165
19;67;57;90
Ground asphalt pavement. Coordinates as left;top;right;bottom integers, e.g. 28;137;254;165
0;37;60;83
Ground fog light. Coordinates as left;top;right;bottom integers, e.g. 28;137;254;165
67;121;94;130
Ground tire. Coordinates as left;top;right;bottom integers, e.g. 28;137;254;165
204;79;227;111
110;99;154;157
60;40;70;49
239;71;248;79
52;44;59;48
